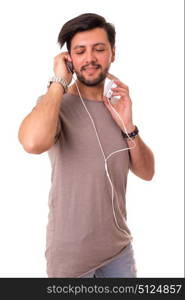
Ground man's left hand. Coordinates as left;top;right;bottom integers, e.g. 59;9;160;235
103;75;135;133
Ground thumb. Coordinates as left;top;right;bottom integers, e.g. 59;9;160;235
103;96;113;107
103;96;112;112
103;96;110;105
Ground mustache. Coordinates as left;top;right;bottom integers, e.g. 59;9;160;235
81;63;101;71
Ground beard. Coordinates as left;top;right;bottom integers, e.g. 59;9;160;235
75;64;110;87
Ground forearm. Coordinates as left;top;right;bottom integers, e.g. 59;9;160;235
18;83;64;153
127;134;155;181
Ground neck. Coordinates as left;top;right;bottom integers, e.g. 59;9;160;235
69;79;105;102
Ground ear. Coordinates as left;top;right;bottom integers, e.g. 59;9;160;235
111;47;115;63
67;52;73;63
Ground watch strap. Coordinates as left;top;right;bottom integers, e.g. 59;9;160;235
47;76;68;93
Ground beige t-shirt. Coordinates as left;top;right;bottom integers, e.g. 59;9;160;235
37;93;133;277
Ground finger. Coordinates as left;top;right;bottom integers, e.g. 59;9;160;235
103;96;109;104
111;87;128;93
60;52;72;62
112;92;128;97
103;96;112;105
103;101;112;113
103;97;114;109
114;80;129;90
106;73;119;80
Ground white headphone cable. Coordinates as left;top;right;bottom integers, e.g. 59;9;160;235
70;74;136;234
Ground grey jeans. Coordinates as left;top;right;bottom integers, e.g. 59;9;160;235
81;242;137;278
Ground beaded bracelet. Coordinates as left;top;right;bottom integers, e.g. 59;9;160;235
122;125;139;139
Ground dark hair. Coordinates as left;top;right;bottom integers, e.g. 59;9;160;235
57;13;116;52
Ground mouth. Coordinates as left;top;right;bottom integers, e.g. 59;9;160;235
83;66;100;74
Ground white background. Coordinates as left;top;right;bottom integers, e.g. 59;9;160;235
0;0;184;277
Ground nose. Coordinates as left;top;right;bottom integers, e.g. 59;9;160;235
84;50;97;65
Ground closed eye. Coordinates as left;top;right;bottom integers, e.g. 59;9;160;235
75;49;105;55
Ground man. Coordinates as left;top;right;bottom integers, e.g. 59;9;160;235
18;13;155;278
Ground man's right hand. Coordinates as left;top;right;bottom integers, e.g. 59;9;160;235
53;52;73;85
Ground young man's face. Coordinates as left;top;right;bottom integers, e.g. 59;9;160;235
70;27;115;86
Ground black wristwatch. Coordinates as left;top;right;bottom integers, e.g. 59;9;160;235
122;125;139;139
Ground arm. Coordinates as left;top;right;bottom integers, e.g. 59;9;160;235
18;83;64;154
103;75;155;181
18;51;73;154
127;131;155;181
